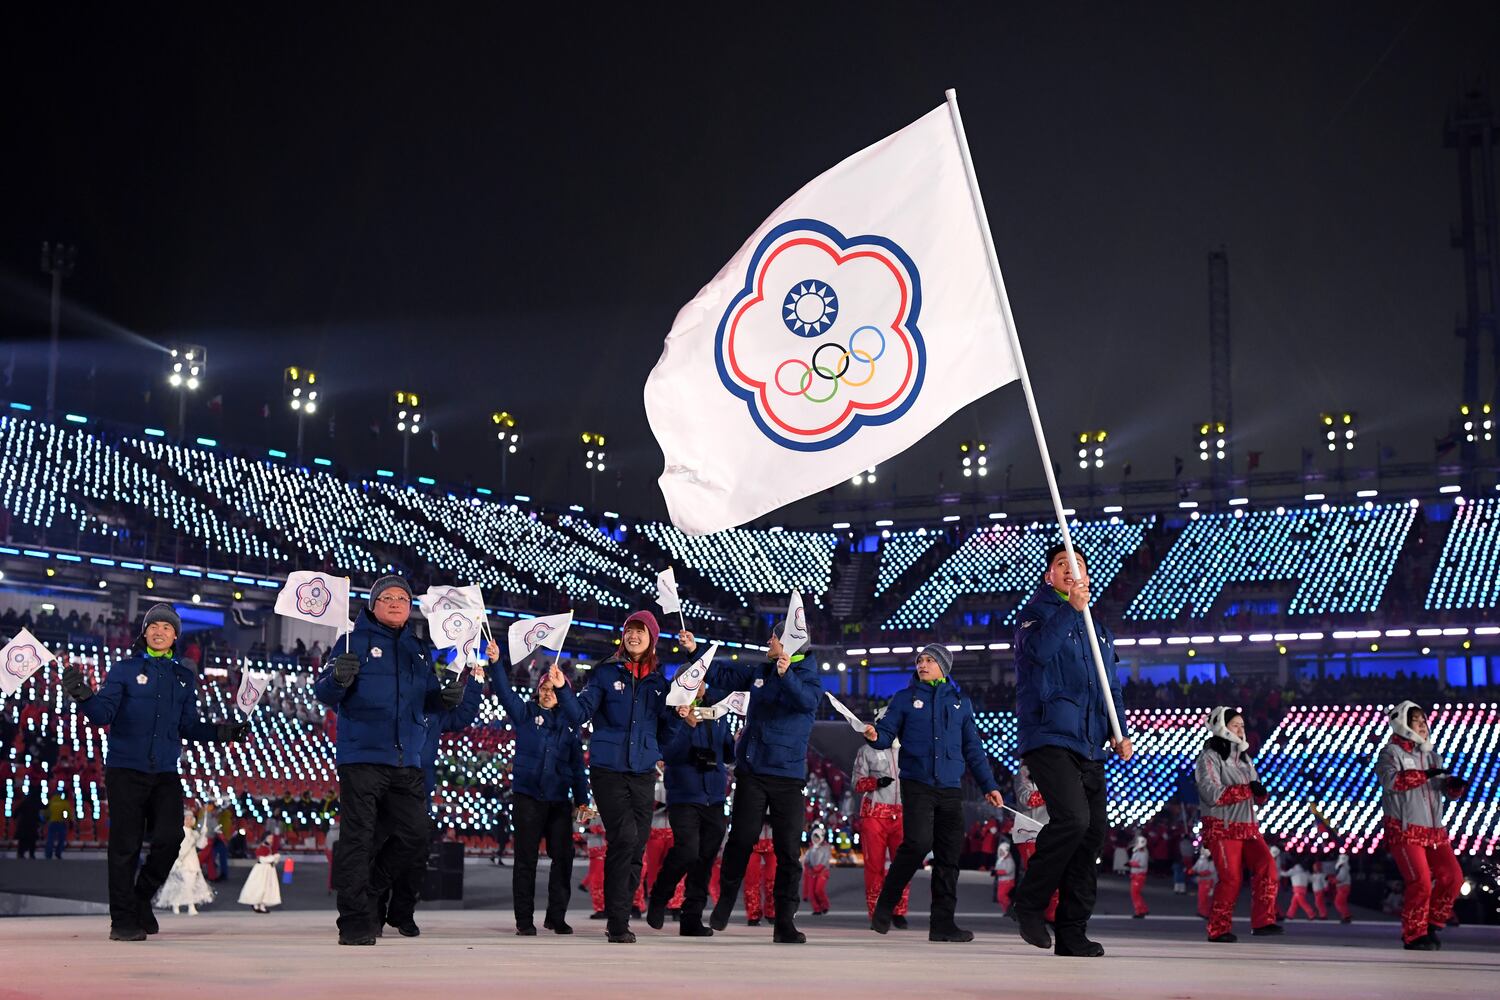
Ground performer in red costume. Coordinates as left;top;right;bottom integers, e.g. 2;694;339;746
1194;707;1281;943
1012;764;1058;922
1375;702;1467;951
1127;834;1149;918
852;728;908;928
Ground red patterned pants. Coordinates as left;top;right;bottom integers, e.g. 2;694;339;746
744;841;776;922
1130;873;1149;916
1013;842;1057;920
861;808;908;918
1287;885;1316;919
1314;887;1328;919
802;864;830;913
587;846;607;913
1388;837;1462;944
994;878;1014;910
1196;878;1214;918
1205;833;1276;938
1333;884;1351;920
643;827;685;908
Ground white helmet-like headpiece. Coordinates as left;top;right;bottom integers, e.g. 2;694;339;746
1132;834;1147;850
997;840;1011;855
1206;706;1249;752
1388;701;1431;752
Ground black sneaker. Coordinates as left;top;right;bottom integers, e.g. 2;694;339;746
1404;935;1440;951
607;929;637;944
544;917;574;935
137;899;159;936
390;920;420;938
870;905;893;934
630;907;643;919
1208;932;1238;943
646;897;667;930
590;911;608;920
1054;937;1105;957
680;921;714;937
709;896;733;932
1251;923;1285;936
929;926;975;943
338;933;377;946
1012;907;1052;949
515;924;537;936
890;914;908;930
747;917;761;926
773;921;806;944
109;926;147;942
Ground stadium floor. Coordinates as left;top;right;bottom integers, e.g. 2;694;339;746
2;862;1494;998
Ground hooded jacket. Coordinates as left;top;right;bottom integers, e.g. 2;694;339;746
77;648;220;773
313;609;448;768
1375;736;1454;846
1014;585;1129;760
1012;764;1048;846
1194;738;1264;839
868;673;998;793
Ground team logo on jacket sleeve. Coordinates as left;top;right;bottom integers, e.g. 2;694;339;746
716;219;925;451
913;699;924;709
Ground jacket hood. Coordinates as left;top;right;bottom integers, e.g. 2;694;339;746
1206;706;1249;752
1388;700;1431;752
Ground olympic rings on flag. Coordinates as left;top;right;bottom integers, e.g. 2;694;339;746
773;325;889;403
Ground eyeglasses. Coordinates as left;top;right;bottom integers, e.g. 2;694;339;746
376;595;411;606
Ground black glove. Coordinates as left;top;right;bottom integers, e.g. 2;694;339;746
217;721;251;743
440;678;464;708
61;664;93;701
1248;781;1267;799
1444;776;1469;795
332;653;360;687
1423;766;1449;779
876;776;895;788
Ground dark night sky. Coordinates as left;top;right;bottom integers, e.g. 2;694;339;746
4;2;1498;522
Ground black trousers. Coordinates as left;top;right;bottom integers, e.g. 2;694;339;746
104;767;185;931
375;815;433;927
874;780;964;929
511;792;575;927
591;767;655;933
1012;745;1108;942
650;801;728;921
717;769;805;923
331;764;429;937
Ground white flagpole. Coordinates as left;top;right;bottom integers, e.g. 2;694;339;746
943;88;1123;745
344;577;353;655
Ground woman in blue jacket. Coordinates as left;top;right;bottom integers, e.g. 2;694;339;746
553;609;677;943
497;651;590;936
861;644;1003;943
61;603;248;941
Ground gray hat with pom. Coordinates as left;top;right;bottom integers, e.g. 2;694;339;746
142;602;182;636
367;575;412;610
918;643;953;675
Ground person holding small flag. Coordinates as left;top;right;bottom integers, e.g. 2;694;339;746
552;610;678;943
60;603;249;941
493;650;590;936
313;575;465;946
700;618;820;944
861;644;1003;942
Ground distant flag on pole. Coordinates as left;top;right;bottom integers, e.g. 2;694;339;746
420;584;485;614
507;612;574;668
1;628;53;698
780;591;809;658
235;670;273;714
666;642;719;707
273;572;353;634
655;567;681;615
645;103;1018;535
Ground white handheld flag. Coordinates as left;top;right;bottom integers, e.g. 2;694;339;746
420;585;485;614
823;691;868;733
655;567;681;616
645;102;1017;534
430;608;487;670
274;572;353;634
666;642;719;707
780;592;809;658
1;628;54;697
507;612;574;667
692;690;751;721
235;670;273;714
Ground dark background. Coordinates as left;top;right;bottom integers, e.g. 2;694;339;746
4;2;1497;519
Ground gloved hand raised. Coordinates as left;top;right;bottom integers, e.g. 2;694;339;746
1423;766;1449;779
440;677;465;708
217;721;252;743
61;664;93;701
876;776;895;789
1248;780;1267;799
332;653;360;687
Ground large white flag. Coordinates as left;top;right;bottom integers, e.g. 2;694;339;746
655;567;681;616
780;592;810;658
645;102;1016;534
1;628;54;697
273;572;353;633
507;612;574;667
666;642;719;707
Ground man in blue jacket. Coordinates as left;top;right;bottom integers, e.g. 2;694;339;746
373;643;485;938
313;575;464;946
698;620;820;943
497;651;590;936
862;644;1004;941
646;690;737;936
1011;544;1133;958
60;603;248;941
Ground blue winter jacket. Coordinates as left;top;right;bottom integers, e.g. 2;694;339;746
705;656;819;780
555;658;673;775
77;649;220;774
869;674;998;793
494;670;589;804
419;674;483;797
658;699;736;805
313;610;448;768
1014;585;1130;761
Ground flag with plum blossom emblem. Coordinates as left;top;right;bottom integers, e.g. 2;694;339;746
273;572;353;634
507;612;574;668
0;628;53;698
645;102;1018;534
